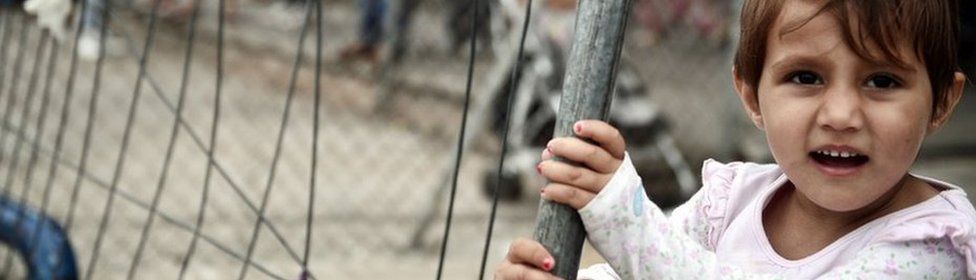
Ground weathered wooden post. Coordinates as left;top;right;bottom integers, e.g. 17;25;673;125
533;0;633;279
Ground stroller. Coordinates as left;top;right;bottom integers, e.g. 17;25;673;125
479;0;698;209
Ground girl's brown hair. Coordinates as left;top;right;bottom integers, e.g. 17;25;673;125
733;0;961;114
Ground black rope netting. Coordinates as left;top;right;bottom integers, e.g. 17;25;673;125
128;0;200;277
0;24;49;279
83;0;162;276
0;0;539;278
478;0;533;278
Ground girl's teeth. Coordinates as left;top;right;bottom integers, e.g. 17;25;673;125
817;150;860;158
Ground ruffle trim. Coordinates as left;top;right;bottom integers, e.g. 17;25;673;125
697;159;741;250
879;213;976;279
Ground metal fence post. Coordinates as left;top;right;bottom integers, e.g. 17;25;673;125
533;0;633;279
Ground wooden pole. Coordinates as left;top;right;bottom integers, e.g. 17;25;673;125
533;0;632;279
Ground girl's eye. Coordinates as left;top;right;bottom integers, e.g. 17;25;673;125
866;74;900;89
789;71;823;85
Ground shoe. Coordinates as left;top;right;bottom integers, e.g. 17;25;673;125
338;43;379;63
77;29;101;61
77;28;125;61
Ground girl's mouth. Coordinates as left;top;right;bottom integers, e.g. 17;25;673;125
809;150;869;175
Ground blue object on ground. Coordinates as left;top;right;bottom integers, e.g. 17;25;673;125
0;195;78;280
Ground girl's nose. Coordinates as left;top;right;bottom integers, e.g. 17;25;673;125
816;86;864;132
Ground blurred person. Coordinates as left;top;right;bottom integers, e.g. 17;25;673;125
18;0;109;61
495;0;976;279
21;0;70;39
21;0;166;61
340;0;422;63
386;0;419;63
154;0;237;21
77;0;108;60
339;0;386;62
446;0;491;55
157;0;194;19
633;0;729;46
75;0;238;61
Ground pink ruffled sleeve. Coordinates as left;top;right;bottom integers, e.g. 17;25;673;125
669;159;741;250
579;157;753;279
865;191;976;279
821;235;971;279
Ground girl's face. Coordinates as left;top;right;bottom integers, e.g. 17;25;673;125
735;0;957;212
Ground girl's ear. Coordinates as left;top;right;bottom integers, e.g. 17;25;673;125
732;68;765;130
928;72;966;134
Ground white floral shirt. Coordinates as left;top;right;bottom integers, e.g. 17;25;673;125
578;155;976;279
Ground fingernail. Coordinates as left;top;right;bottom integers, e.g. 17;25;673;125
536;163;543;174
542;257;554;270
574;122;583;134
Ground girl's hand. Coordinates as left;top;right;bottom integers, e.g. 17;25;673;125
538;120;625;209
494;238;562;280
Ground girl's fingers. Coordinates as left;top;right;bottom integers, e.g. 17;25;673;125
538;160;608;193
540;183;597;210
547;137;619;174
494;262;561;280
541;147;553;161
505;238;556;271
573;120;626;159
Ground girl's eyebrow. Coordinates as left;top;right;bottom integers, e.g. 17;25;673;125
861;59;918;74
769;56;826;72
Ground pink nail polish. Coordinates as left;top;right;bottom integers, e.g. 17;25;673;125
574;123;582;134
542;258;554;270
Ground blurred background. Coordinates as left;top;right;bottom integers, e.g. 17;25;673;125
0;0;972;278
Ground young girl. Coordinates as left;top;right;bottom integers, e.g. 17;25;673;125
495;0;974;278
